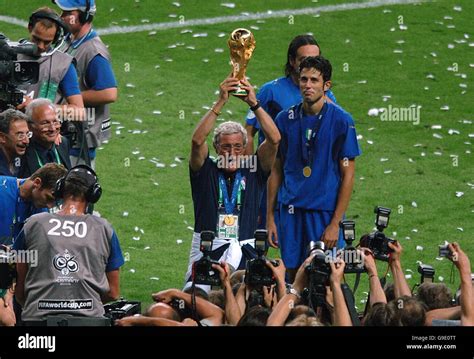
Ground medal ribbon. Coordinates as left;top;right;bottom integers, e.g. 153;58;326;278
300;102;328;170
218;171;242;215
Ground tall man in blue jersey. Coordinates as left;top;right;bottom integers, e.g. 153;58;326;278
54;0;118;168
267;56;361;281
244;34;336;229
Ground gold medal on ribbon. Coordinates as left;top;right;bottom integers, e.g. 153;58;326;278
224;215;235;226
303;166;312;178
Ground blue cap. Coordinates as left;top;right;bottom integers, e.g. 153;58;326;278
53;0;96;16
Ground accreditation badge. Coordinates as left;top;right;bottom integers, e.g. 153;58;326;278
218;214;239;240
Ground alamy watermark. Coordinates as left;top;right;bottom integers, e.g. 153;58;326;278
380;105;421;125
216;153;257;172
0;248;38;267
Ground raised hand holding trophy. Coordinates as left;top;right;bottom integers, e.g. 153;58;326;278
227;28;256;97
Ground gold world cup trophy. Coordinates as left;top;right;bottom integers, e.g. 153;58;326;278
227;28;256;96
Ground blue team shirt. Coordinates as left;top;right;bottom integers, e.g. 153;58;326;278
0;177;47;244
276;102;361;211
246;76;337;145
59;63;81;98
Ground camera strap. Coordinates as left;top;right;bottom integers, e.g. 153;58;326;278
340;283;361;326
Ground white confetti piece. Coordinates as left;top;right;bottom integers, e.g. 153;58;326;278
368;108;379;116
357;135;363;140
408;158;414;163
392;232;397;237
134;118;142;124
448;44;455;49
455;191;464;198
405;274;412;279
170;163;177;168
214;48;224;53
221;2;235;8
412;201;417;208
144;246;150;250
380;158;389;162
393;49;403;53
405;236;411;240
193;33;208;38
399;24;408;31
416;246;423;251
174;157;183;163
434;151;442;156
177;239;183;244
132;236;140;241
123;211;129;217
367;140;373;145
150;277;160;281
431;125;442;129
440;105;450;111
438;276;444;282
187;226;194;231
172;2;181;7
448;129;460;135
421;152;426;157
129;269;135;274
384;170;392;174
412;229;418;233
457;227;464;232
126;83;135;88
358;80;367;84
153;110;162;115
148;31;157;36
433;133;443;139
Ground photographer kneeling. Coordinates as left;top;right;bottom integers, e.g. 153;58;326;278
14;165;124;325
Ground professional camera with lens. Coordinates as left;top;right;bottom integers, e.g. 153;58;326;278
192;231;221;286
245;230;279;287
339;220;366;274
103;298;141;323
305;241;330;308
0;34;39;111
359;206;395;262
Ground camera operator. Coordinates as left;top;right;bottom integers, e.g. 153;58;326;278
14;165;124;324
184;73;280;291
18;99;71;178
0;109;30;176
53;0;118;169
16;7;84;121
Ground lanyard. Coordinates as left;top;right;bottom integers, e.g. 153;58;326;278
218;171;243;214
300;102;328;167
35;147;61;168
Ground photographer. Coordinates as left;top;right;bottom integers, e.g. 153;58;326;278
448;242;474;326
387;241;412;298
14;165;124;323
53;0;118;169
184;73;280;290
0;109;30;176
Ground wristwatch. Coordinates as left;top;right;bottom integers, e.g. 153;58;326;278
286;285;301;299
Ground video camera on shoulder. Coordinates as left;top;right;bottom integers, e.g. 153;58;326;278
359;206;395;262
103;298;141;323
0;34;39;111
339;220;366;274
245;230;279;287
192;231;221;286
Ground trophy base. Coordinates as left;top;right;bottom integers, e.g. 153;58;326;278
230;88;248;97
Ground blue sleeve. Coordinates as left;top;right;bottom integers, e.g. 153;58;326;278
86;55;117;90
12;230;26;251
59;63;81;98
340;115;362;159
106;230;125;272
327;89;337;104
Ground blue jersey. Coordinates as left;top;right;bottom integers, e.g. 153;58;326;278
246;76;337;145
0;177;46;243
276;102;361;211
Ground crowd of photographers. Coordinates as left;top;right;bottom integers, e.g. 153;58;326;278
115;223;474;327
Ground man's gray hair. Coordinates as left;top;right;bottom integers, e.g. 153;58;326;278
0;109;28;134
25;98;55;122
213;121;248;149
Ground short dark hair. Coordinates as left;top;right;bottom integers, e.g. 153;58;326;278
285;34;320;77
299;55;332;83
417;283;453;310
391;296;427;326
237;306;271;326
363;302;397;326
0;109;28;134
30;163;67;190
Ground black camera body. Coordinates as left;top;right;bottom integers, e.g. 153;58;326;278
305;241;330;308
0;245;16;290
192;231;221;286
245;230;278;287
359;206;395;262
339;220;366;274
103;298;141;323
0;34;39;111
438;243;453;259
